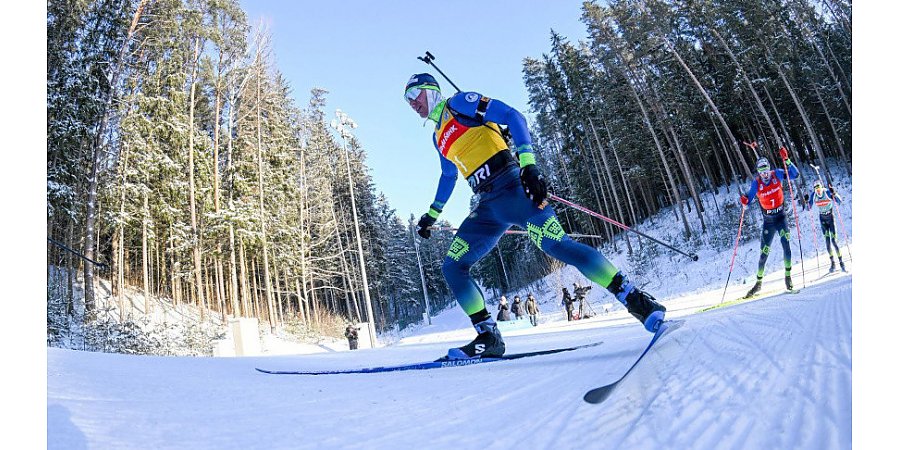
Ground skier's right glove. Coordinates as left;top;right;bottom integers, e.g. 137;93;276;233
416;206;441;239
740;195;749;206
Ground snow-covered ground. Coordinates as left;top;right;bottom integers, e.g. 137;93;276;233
45;165;868;449
48;273;851;449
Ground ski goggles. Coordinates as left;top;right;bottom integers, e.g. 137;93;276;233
404;86;438;103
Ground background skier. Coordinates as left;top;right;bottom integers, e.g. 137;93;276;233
739;148;800;297
806;181;846;272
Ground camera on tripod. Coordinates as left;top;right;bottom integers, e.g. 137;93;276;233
573;284;592;299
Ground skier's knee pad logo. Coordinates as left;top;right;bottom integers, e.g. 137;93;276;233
447;237;470;262
527;216;565;249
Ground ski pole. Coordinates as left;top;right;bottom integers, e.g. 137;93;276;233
429;226;605;240
781;153;806;288
721;204;747;304
807;206;822;276
548;193;699;261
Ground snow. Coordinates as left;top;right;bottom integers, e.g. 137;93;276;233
48;275;851;449
45;166;865;449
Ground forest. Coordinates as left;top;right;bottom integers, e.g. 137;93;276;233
46;0;850;352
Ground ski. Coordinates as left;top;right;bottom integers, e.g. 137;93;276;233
744;287;802;300
256;341;603;375
583;320;685;404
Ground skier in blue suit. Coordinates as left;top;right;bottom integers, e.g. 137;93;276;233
404;73;666;360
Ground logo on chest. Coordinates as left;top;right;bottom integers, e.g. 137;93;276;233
438;118;469;156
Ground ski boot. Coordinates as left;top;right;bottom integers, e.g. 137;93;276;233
446;318;505;360
623;288;667;332
608;272;666;332
785;275;793;291
828;258;836;273
745;280;763;298
839;258;847;272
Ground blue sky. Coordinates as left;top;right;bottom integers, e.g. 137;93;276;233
238;1;589;227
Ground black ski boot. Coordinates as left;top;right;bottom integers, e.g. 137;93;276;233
624;288;666;332
829;258;836;273
608;272;666;332
785;275;793;291
745;280;763;298
446;318;505;360
839;259;846;272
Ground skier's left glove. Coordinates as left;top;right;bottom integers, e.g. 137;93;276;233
416;206;441;239
518;153;547;205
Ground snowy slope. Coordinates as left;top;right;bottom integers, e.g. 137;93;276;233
48;272;851;450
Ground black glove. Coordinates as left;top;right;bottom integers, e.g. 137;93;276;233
520;164;548;205
416;212;437;239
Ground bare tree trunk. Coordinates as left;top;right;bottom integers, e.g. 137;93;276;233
82;0;148;312
659;36;752;177
604;121;640;228
187;37;206;320
710;113;738;188
626;78;692;238
811;81;851;179
142;173;150;314
770;51;831;185
587;117;632;254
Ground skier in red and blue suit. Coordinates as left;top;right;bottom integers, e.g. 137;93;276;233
403;73;666;360
740;147;800;297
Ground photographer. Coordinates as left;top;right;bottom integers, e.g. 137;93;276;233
561;288;575;321
344;322;360;351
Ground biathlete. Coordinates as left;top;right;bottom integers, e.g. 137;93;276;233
806;180;846;273
740;148;800;297
403;73;666;359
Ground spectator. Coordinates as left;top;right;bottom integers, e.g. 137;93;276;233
562;287;576;321
497;296;511;321
525;293;540;327
511;296;524;320
344;323;360;350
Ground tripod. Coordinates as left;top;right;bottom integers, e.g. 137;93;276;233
577;296;597;319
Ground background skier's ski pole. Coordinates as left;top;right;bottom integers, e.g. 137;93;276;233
781;152;806;288
721;204;747;304
548;193;699;261
806;204;822;276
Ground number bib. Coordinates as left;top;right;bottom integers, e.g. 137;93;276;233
756;172;785;212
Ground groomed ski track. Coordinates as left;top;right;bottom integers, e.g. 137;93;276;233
47;274;851;450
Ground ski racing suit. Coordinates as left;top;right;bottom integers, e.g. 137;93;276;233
807;187;843;261
427;91;635;327
743;163;800;281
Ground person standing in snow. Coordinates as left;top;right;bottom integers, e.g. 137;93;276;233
740;148;800;297
525;293;540;327
561;287;575;321
404;73;666;360
345;323;360;351
497;296;511;321
806;181;846;273
511;295;524;320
